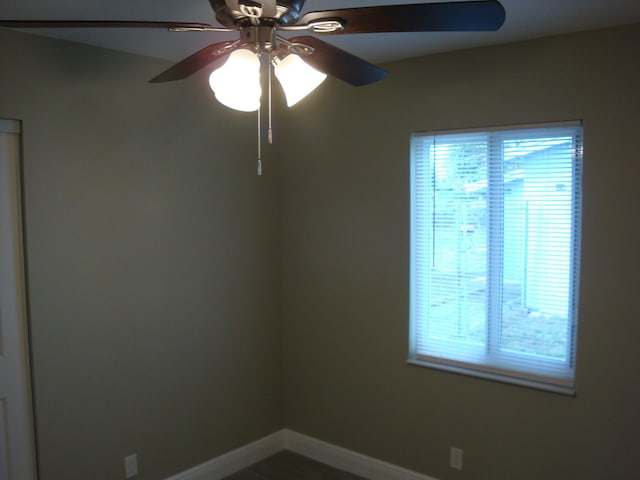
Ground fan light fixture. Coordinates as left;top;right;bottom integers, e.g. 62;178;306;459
208;48;262;112
273;53;327;107
208;49;327;111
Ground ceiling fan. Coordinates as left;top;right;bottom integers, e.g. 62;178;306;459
0;0;506;173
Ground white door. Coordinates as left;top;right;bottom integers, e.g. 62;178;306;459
0;119;37;480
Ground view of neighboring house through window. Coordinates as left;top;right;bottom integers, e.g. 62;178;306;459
409;121;583;394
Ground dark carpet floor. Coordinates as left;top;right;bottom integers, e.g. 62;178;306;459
222;450;368;480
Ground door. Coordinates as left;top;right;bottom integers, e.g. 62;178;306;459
0;119;37;480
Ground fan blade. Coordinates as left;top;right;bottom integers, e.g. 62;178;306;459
290;36;388;87
299;1;506;34
0;20;230;32
149;41;238;83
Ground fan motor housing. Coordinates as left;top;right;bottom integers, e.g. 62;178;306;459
210;0;307;27
239;25;277;51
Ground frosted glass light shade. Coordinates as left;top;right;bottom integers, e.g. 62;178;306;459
209;49;262;112
274;54;327;107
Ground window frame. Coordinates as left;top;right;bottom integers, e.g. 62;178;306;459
408;121;583;395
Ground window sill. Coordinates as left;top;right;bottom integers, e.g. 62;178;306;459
407;358;576;396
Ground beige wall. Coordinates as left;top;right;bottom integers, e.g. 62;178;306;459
0;29;283;480
280;23;640;480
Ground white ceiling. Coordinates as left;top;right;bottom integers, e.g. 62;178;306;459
1;0;640;64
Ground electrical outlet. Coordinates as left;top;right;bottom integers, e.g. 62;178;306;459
450;447;463;470
124;453;138;478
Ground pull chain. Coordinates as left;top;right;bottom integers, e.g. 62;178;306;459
268;59;273;144
257;105;262;176
256;52;274;176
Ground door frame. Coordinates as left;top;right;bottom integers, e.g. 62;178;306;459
0;118;37;480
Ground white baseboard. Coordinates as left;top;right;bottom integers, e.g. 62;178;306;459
164;430;284;480
284;430;439;480
165;429;438;480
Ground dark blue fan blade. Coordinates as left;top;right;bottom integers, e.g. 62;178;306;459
149;41;237;83
290;36;388;86
300;1;506;34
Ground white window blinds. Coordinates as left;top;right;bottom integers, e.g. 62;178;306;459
409;121;583;394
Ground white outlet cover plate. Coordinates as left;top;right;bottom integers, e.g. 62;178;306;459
125;453;138;478
450;447;463;470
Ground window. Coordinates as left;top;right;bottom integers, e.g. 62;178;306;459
409;121;583;394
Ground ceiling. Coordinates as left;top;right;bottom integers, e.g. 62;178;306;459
1;0;640;65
